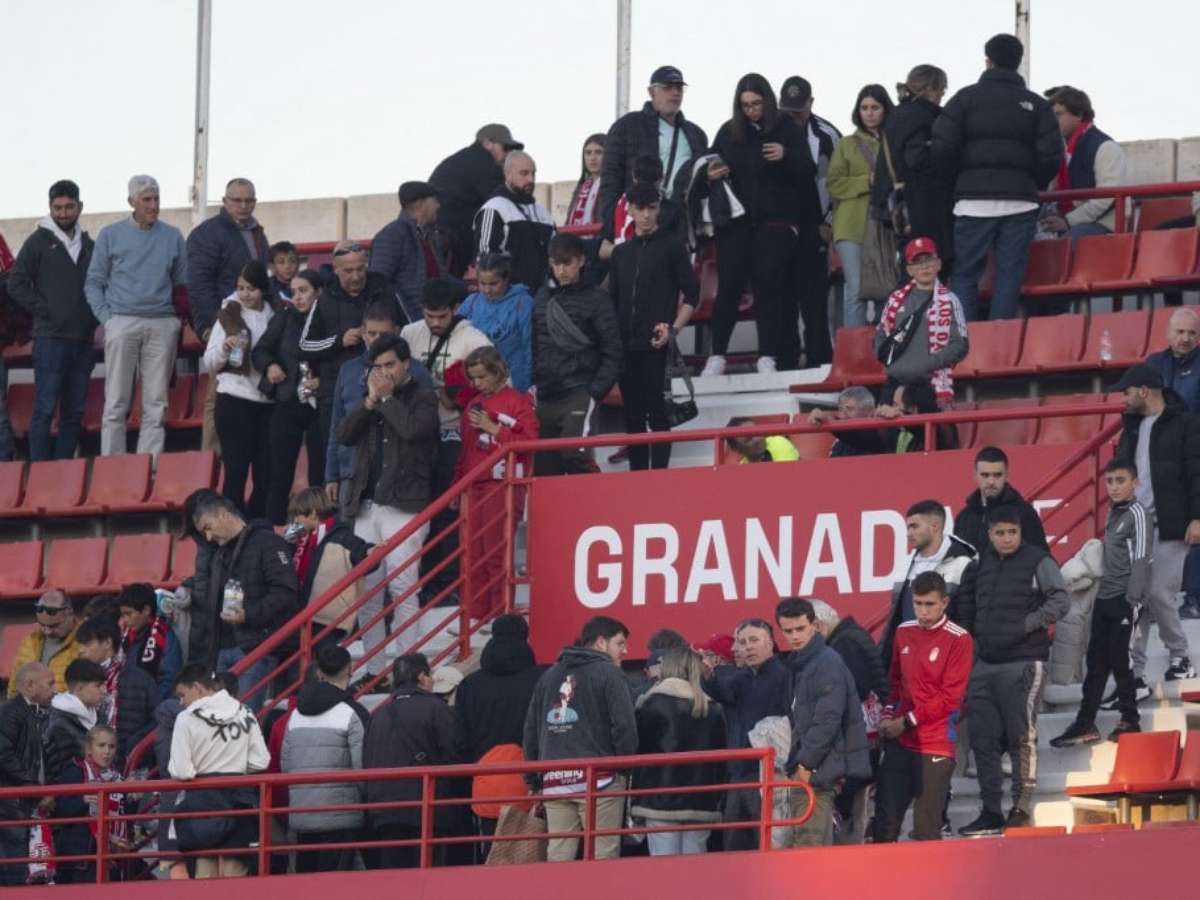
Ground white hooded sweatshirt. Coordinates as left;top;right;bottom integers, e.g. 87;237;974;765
168;689;270;780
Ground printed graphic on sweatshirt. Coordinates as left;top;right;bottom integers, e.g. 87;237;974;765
546;675;580;727
194;709;259;743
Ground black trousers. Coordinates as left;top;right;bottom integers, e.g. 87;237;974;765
534;388;597;476
294;830;358;872
620;350;671;471
420;437;462;602
873;742;956;842
1079;599;1140;726
712;221;800;360
266;399;322;525
215;392;272;518
787;225;833;368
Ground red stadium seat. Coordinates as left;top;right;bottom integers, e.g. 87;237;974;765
1066;731;1182;816
1019;238;1071;297
1037;394;1104;445
0;623;38;679
0;541;44;599
169;374;207;430
1060;310;1151;372
977;251;996;304
789;431;836;461
1073;823;1134;834
164;374;198;429
1148;306;1176;349
81;378;106;434
690;259;720;323
794;326;884;393
15;459;88;516
6;383;36;439
80;454;152;514
126;381;144;431
180;323;205;355
1149;229;1200;290
750;414;790;425
0;461;26;517
1004;826;1067;838
1043;233;1136;296
1011;314;1087;374
45;537;108;596
971;398;1039;448
292;446;310;497
164;537;198;589
956;319;1025;378
1135;196;1194;231
136;450;218;511
1091;229;1200;295
101;533;172;590
2;342;33;367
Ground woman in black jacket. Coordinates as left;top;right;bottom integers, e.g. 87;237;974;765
253;271;325;524
872;65;956;267
631;650;726;856
705;73;816;376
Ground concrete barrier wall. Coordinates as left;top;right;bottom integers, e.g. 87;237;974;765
3;138;1198;249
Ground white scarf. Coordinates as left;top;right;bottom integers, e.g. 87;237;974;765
38;215;82;263
50;691;98;731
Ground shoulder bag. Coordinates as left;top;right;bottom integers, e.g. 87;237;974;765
663;334;698;428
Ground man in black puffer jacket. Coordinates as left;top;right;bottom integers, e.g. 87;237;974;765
954;445;1049;556
0;662;53;885
599;65;708;244
192;494;300;711
1113;364;1198;683
954;505;1069;837
74;619;158;768
931;34;1062;321
455;614;544;763
532;233;622;476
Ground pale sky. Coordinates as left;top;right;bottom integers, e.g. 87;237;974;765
1;0;1196;221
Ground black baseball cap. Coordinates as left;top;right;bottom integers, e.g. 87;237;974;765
1112;363;1164;392
476;123;524;151
779;76;813;111
398;181;439;206
650;65;687;86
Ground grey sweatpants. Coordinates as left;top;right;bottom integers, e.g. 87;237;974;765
1130;536;1191;677
967;658;1046;815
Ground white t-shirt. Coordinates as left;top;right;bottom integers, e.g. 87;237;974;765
954;199;1039;218
1134;413;1160;516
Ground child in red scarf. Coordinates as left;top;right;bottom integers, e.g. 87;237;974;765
52;725;130;884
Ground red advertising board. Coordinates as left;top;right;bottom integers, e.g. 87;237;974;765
527;444;1096;662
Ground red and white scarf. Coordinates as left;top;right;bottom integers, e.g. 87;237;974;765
566;177;601;226
82;756;128;845
100;654;124;737
880;279;958;407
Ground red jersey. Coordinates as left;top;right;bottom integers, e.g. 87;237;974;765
454;386;538;482
885;616;973;757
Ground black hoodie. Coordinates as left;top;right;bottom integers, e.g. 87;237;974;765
455;632;544;762
954;482;1048;558
522;646;637;792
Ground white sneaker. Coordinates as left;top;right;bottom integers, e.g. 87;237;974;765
756;356;777;374
701;355;726;377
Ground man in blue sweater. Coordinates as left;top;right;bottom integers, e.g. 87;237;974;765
85;175;187;456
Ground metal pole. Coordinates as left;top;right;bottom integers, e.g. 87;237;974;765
615;0;632;118
191;0;213;227
1015;0;1031;85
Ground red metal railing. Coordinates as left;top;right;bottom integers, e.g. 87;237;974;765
1040;179;1200;233
0;748;813;881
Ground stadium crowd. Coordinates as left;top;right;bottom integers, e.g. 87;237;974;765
1;29;1200;883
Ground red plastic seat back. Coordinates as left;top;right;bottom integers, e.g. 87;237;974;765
972;398;1039;448
1130;228;1200;281
1021;239;1070;289
170;537;198;583
150;451;218;509
81;378;106;434
958;319;1025;376
0;542;44;596
1065;233;1135;287
831;326;884;385
1038;395;1104;445
165;374;196;427
106;533;173;586
0;624;39;680
1110;730;1182;785
7;384;35;438
1136;196;1194;232
1176;730;1200;786
1017;315;1087;369
691;259;720;322
1149;306;1176;350
790;431;836;461
45;537;108;593
1080;311;1150;367
22;459;87;514
0;461;25;512
87;454;153;511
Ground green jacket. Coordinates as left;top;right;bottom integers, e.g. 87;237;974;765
828;130;880;243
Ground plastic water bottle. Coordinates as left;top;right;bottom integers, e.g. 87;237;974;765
221;578;244;622
1099;329;1113;363
297;361;317;408
227;333;247;369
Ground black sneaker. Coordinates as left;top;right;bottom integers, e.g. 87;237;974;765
1107;720;1141;742
1181;601;1200;621
1165;657;1196;681
1004;809;1032;830
959;811;1006;837
1050;721;1101;748
1100;677;1151;709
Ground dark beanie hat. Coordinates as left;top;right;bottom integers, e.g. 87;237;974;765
491;613;529;639
240;259;271;295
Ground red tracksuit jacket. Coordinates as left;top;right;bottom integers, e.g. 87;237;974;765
884;616;973;757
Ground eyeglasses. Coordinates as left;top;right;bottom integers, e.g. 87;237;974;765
34;605;68;616
333;242;366;257
907;257;939;268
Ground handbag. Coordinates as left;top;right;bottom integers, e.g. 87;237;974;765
486;802;548;866
859;218;902;302
880;134;911;237
664;335;698;429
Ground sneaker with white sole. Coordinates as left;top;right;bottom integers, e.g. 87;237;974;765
701;355;726;377
1100;676;1151;709
1165;656;1196;680
756;355;777;374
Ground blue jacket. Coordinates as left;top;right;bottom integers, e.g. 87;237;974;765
457;284;534;391
702;655;792;781
784;633;871;786
1145;347;1200;415
325;350;433;483
368;214;424;323
185;210;270;336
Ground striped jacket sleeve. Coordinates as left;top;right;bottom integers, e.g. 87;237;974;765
1126;502;1153;605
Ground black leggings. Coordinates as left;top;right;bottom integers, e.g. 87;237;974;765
215;392;272;518
265;399;322;525
619;350;671;470
712;221;800;359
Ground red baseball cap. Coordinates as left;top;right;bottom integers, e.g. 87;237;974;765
694;633;735;664
903;237;940;263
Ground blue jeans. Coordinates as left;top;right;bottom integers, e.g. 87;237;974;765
216;646;277;712
1183;546;1200;607
31;337;96;461
950;210;1039;321
0;359;13;462
835;239;866;328
1067;221;1110;241
0;823;28;885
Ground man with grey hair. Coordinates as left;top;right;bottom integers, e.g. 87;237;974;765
473;151;555;290
0;661;55;884
808;385;877;457
186;177;271;450
85;174;187;456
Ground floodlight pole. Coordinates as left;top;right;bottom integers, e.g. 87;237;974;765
616;0;632;118
1016;0;1031;84
191;0;213;227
